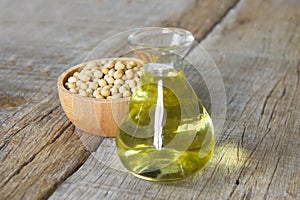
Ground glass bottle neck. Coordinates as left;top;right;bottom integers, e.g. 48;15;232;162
143;62;181;77
135;48;183;76
128;27;194;75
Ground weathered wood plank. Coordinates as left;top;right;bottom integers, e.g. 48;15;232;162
49;0;300;199
194;0;300;199
0;0;239;199
160;0;240;41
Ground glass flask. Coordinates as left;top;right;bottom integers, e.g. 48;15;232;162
116;27;215;181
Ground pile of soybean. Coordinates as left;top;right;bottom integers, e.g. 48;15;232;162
65;59;142;99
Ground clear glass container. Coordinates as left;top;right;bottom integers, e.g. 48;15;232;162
116;27;215;181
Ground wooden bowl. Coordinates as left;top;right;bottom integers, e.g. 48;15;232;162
57;58;142;137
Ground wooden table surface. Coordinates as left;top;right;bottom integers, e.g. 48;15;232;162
1;0;299;199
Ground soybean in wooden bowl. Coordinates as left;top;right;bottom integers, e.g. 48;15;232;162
57;58;143;137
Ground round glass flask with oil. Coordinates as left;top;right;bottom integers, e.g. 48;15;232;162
116;27;215;181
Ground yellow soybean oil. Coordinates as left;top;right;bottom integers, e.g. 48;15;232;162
116;64;215;181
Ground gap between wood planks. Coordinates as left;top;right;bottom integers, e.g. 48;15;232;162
160;0;241;43
197;0;241;43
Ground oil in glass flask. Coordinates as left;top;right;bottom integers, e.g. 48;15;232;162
116;27;215;181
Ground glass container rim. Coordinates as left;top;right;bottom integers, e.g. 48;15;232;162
128;27;195;50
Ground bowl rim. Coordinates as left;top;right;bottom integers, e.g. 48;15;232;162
57;57;143;103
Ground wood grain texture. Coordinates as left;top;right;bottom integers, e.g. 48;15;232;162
160;0;240;41
0;0;240;199
198;0;300;199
